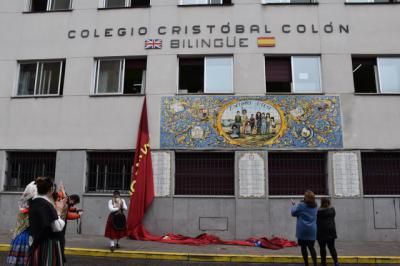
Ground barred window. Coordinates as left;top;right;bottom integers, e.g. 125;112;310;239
5;152;56;191
362;151;400;195
175;152;234;195
268;152;327;195
86;152;134;193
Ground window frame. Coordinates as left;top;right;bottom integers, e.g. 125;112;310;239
268;152;328;196
93;57;146;95
265;55;322;94
291;56;322;93
15;60;64;97
261;0;318;4
27;0;72;12
179;0;230;6
353;56;400;94
361;151;400;196
377;57;400;94
174;151;235;196
345;0;399;4
99;0;150;8
5;151;57;191
86;151;134;193
204;56;234;94
178;55;234;94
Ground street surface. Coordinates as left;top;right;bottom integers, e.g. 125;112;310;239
0;252;388;266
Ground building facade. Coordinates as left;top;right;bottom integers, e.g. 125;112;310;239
0;0;399;241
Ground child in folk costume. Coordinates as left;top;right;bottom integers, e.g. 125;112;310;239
6;178;38;265
28;177;67;266
105;190;128;251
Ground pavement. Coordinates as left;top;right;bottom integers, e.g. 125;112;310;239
1;232;400;264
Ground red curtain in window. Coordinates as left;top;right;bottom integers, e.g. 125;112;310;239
125;59;147;69
265;57;292;82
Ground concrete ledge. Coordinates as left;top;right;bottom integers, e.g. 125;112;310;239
1;243;400;264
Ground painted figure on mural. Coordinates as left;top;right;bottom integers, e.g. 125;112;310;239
244;121;252;135
241;109;248;134
260;113;267;135
249;114;255;135
231;124;240;138
234;111;242;135
266;113;271;134
270;117;277;134
255;112;262;134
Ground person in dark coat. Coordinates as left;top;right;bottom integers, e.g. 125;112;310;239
291;190;318;266
317;197;339;266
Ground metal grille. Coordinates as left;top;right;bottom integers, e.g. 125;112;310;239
86;152;134;193
362;151;400;195
175;152;234;195
5;152;56;191
268;152;327;195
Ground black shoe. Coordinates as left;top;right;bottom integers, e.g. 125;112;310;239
110;245;115;252
116;243;120;249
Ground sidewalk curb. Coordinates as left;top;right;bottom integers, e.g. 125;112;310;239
1;243;400;264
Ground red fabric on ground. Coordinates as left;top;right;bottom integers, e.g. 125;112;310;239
130;224;297;249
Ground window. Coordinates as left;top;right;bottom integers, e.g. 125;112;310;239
100;0;150;8
262;0;316;3
17;60;64;96
86;152;134;193
29;0;72;11
346;0;398;3
5;152;56;191
179;56;233;94
265;56;321;93
180;0;231;5
353;57;400;93
268;152;327;195
361;152;400;195
175;152;234;195
94;58;146;95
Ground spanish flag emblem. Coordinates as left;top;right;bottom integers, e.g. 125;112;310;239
257;37;276;47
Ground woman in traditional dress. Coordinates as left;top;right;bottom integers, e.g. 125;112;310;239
28;177;66;266
105;190;128;251
6;178;38;265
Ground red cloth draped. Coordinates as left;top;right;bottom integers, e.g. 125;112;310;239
126;98;296;250
127;98;155;237
131;224;297;249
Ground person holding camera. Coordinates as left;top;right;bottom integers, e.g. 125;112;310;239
104;190;127;251
317;197;339;266
291;190;318;266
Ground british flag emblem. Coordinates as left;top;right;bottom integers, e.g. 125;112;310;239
145;39;162;49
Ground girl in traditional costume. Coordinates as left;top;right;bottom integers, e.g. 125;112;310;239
6;179;38;265
105;190;127;251
28;177;66;266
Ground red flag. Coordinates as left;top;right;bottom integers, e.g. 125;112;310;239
127;97;155;238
